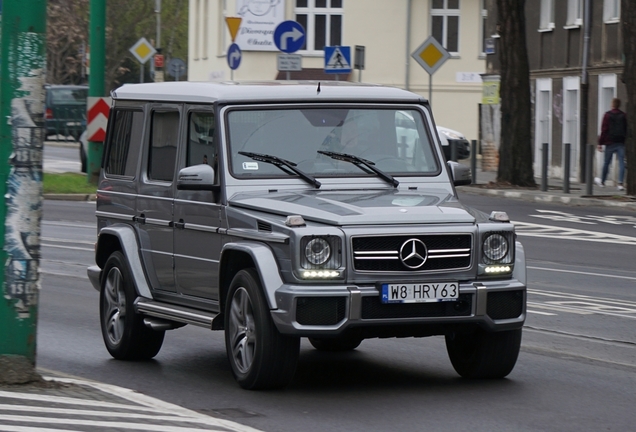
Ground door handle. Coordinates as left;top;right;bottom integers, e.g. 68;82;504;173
134;214;146;224
174;219;185;229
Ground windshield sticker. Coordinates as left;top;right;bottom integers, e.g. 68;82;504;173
243;162;259;170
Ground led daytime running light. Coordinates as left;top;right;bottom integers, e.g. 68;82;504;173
484;265;511;273
302;270;340;279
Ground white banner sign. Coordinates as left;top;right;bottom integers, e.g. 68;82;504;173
235;0;286;52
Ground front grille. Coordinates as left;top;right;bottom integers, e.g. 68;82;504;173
361;294;472;319
352;234;472;272
487;290;524;320
296;297;346;325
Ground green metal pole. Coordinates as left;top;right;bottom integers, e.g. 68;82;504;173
88;0;106;184
0;0;47;368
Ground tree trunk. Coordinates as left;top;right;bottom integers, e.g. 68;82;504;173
622;0;636;195
495;0;535;186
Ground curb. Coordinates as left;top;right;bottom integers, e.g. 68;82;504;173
460;185;636;210
44;193;96;201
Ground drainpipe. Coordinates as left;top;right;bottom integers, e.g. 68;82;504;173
581;0;591;188
405;0;412;91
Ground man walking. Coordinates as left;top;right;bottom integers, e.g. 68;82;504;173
596;98;627;190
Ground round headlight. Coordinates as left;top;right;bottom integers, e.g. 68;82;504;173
305;238;331;266
483;234;508;262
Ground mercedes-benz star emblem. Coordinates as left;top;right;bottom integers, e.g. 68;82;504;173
399;238;428;269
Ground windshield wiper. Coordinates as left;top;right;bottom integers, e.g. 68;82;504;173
238;151;321;189
317;151;399;188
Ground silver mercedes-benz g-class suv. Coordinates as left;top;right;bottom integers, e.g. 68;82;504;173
88;81;526;390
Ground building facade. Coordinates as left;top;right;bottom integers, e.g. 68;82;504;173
484;0;624;183
187;0;488;142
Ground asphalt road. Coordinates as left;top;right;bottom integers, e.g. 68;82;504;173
37;197;636;432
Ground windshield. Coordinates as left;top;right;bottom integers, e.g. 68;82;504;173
227;107;439;179
49;87;88;105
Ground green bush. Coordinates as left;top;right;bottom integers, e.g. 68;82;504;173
43;173;97;195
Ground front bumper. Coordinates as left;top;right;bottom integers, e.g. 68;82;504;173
271;280;526;337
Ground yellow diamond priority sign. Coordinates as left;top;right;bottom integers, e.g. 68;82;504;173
129;37;157;64
411;36;450;75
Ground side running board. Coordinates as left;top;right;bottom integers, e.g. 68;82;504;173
135;298;223;330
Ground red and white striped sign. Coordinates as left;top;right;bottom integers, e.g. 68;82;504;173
87;97;111;142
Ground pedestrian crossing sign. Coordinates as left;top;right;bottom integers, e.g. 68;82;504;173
324;46;352;74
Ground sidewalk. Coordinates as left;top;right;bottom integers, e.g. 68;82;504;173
460;163;636;211
0;372;262;432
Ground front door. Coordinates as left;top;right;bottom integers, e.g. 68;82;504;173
174;109;223;301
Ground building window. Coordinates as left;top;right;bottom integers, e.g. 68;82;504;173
566;0;583;26
431;0;460;54
295;0;343;53
604;0;620;22
539;0;554;30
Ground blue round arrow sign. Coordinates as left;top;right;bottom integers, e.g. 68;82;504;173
273;21;306;54
227;43;242;70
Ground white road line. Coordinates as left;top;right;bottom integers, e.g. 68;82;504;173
0;415;224;432
0;426;81;432
528;265;636;282
41;237;94;245
41;243;93;252
0;404;230;426
527;309;557;316
42;221;95;228
527;302;592;315
514;221;636;245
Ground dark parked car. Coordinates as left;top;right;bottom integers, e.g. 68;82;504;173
44;85;88;140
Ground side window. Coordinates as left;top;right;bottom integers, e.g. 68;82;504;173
105;109;143;177
187;112;216;169
149;111;179;182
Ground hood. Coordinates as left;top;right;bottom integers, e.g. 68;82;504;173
229;188;476;226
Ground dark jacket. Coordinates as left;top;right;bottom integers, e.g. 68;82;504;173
598;108;626;146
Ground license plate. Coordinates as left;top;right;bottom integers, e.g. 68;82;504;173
381;282;459;304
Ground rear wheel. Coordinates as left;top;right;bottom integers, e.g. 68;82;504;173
225;269;300;390
445;328;521;378
308;337;363;352
100;251;165;360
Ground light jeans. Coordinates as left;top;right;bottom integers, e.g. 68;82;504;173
601;143;626;184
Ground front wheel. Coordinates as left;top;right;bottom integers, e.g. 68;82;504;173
100;251;165;360
445;328;522;378
225;269;300;390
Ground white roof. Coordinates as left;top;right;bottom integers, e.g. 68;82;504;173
111;80;426;104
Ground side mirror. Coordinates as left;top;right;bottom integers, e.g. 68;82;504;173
447;161;472;186
177;164;217;191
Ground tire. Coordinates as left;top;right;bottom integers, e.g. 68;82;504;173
445;328;522;379
100;251;165;360
225;268;300;390
308;337;363;352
